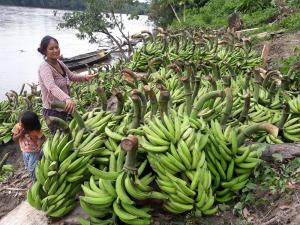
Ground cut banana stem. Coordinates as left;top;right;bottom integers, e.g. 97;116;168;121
277;102;290;130
220;87;233;126
130;93;142;129
46;116;69;132
121;135;139;173
181;76;193;115
112;88;124;115
238;92;251;123
237;122;279;146
122;68;138;85
51;101;85;130
192;77;201;104
144;85;158;119
159;90;170;119
132;89;147;123
191;90;225;119
96;86;107;111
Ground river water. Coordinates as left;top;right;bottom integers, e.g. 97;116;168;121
0;6;153;100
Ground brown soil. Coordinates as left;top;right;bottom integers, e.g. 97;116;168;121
0;142;30;219
254;30;300;69
1;31;300;225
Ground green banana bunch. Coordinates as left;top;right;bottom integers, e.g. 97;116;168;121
282;117;300;142
288;96;300;114
204;121;262;203
85;145;160;225
141;112;217;215
0;122;13;145
28;128;97;217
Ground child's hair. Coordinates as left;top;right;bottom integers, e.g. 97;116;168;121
20;111;41;132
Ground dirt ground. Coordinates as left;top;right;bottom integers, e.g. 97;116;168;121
1;31;300;225
254;30;300;69
0;142;30;219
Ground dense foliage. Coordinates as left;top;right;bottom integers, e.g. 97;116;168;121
168;0;300;35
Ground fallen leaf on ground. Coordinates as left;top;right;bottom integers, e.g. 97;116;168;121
287;182;300;190
279;205;290;210
243;207;251;219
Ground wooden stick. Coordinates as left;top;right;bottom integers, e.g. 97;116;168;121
0;187;27;191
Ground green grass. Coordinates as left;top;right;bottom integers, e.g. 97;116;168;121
0;164;13;183
244;12;300;39
170;0;300;37
279;44;300;74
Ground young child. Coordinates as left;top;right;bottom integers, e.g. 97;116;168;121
12;111;45;182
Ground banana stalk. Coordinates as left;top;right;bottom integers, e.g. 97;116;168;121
211;63;221;80
159;90;170;119
191;90;224;119
238;93;251;123
121;135;138;173
141;30;154;42
237;123;279;146
220;87;233;126
267;80;278;102
19;83;25;96
96;86;107;111
112;88;124;116
45;116;70;132
181;76;192;116
51;101;85;130
122;68;138;89
277;102;290;130
243;72;251;91
281;76;290;91
186;62;195;90
203;76;217;91
130;93;142;129
24;97;33;111
192;77;201;104
222;76;231;88
144;85;158;119
262;71;274;88
253;82;260;102
148;57;164;74
132;90;147;123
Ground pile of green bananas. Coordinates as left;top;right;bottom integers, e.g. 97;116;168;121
8;27;300;225
205;120;264;203
27;131;88;217
27;109;119;217
80;136;167;225
141;112;217;215
0;122;13;145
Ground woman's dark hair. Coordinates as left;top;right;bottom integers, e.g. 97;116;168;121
37;35;58;56
20;111;41;132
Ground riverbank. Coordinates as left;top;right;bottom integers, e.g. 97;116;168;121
0;5;153;100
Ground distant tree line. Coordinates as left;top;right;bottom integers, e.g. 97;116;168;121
0;0;149;14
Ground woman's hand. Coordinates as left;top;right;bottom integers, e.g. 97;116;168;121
85;73;97;81
65;99;76;114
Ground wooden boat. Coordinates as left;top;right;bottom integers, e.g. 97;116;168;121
62;50;111;70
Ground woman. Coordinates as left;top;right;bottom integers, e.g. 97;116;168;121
38;35;95;134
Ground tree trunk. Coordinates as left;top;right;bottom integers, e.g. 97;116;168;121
169;4;181;23
104;29;128;60
252;142;300;161
110;12;134;55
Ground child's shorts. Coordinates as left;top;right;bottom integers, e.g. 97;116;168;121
22;152;40;182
